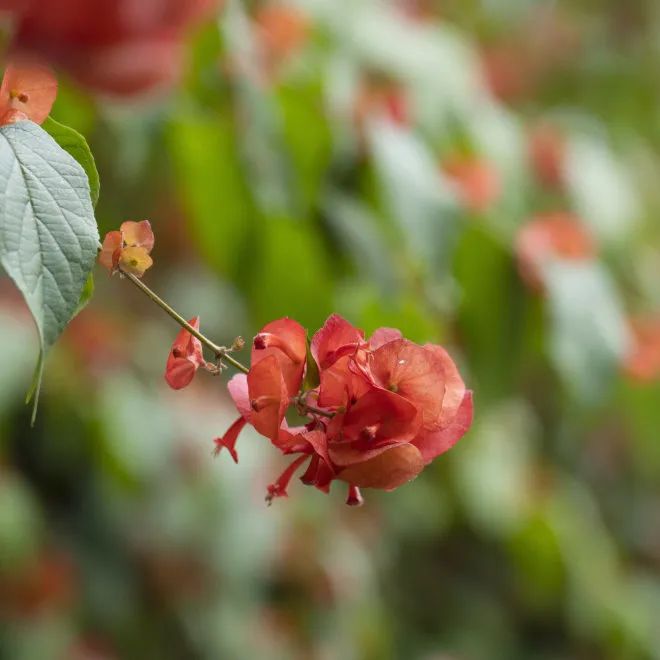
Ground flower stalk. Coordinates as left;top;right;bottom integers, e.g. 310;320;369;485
120;268;249;374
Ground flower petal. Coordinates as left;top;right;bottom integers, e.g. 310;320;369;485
120;220;155;252
412;390;473;464
98;231;122;272
337;444;424;490
0;59;57;125
117;246;153;278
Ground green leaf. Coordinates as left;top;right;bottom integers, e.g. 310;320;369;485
0;121;99;420
74;272;95;317
42;116;100;207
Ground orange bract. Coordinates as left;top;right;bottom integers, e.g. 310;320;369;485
98;220;155;277
0;59;57;125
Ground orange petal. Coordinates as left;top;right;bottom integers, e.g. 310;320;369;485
0;59;57;125
120;220;154;252
337;444;424;490
117;246;153;278
98;231;122;272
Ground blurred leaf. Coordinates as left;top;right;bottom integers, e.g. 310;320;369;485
544;261;630;403
323;191;398;295
248;217;333;330
168;114;254;276
368;119;459;276
565;134;639;243
277;81;332;216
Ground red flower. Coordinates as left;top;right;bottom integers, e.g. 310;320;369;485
254;3;309;79
214;314;473;506
99;220;154;277
164;317;205;390
516;212;596;291
0;57;57;125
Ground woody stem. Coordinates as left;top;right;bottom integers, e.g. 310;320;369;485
120;269;249;375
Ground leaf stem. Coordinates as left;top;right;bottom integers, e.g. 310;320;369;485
120;269;249;374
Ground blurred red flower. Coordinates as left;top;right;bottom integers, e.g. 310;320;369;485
0;0;218;97
442;155;501;214
516;212;597;290
623;316;660;383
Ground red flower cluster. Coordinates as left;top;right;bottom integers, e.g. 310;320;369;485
214;314;473;506
0;0;218;97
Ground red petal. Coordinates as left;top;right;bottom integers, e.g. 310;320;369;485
251;317;307;396
368;327;402;350
247;354;289;441
164;357;197;390
412;390;473;464
423;344;466;428
368;339;451;431
317;354;370;409
337;444;424;490
311;313;364;369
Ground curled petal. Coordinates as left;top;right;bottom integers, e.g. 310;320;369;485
337;444;424;490
164;358;197;390
311;313;364;369
213;416;247;464
0;59;57;125
266;455;309;504
164;317;204;390
120;220;154;252
117;246;153;278
251;317;307;396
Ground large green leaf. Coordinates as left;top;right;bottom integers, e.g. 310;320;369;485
42;117;100;207
0;121;99;418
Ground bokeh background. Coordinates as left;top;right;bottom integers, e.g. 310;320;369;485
2;0;660;658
